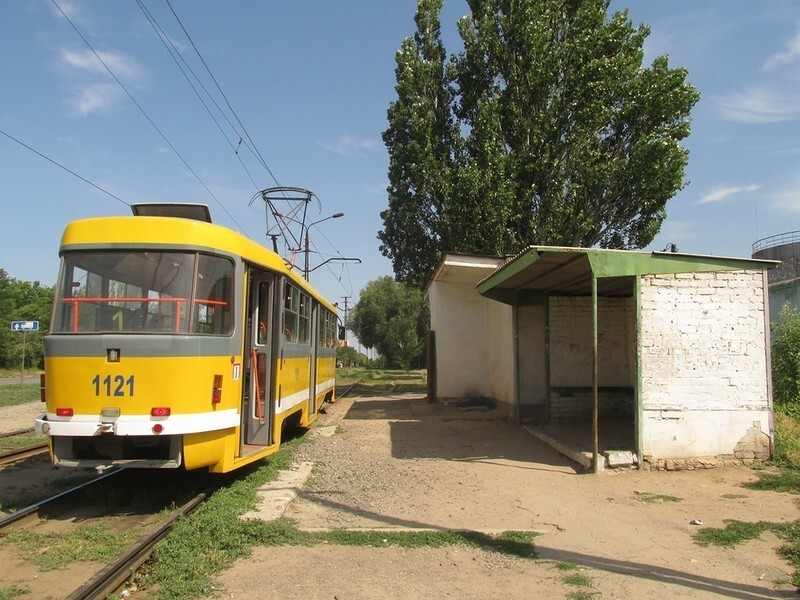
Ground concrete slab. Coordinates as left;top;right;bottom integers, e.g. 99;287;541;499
241;461;314;521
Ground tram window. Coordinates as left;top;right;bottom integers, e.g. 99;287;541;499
318;310;336;348
283;284;299;343
282;284;311;344
192;255;233;335
52;251;232;336
298;292;310;344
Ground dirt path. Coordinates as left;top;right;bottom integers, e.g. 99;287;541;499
217;393;800;599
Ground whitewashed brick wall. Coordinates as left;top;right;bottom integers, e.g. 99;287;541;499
640;270;772;460
549;296;635;388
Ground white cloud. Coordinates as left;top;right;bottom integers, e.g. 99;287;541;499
319;135;380;156
698;184;761;205
716;87;800;124
765;29;800;70
57;48;148;117
60;48;146;82
66;83;125;117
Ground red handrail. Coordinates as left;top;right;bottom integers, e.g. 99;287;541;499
61;296;227;332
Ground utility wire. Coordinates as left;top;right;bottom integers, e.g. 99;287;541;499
50;0;248;233
0;128;129;207
135;0;260;191
165;0;283;189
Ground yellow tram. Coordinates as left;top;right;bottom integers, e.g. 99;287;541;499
35;204;339;472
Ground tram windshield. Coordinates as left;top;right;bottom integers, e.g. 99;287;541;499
51;251;234;335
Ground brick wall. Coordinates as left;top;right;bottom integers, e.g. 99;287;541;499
548;296;635;388
639;270;772;460
549;387;634;423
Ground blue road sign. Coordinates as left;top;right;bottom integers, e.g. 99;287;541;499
10;321;39;331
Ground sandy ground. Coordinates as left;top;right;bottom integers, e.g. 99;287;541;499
0;400;44;435
218;393;800;600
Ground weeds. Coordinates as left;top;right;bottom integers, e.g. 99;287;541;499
633;492;682;504
0;384;39;408
0;585;29;600
742;470;800;494
2;523;137;570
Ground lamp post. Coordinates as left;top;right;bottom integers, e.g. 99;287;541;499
304;212;344;280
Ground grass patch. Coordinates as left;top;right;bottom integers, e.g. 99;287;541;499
0;432;46;451
2;522;137;570
695;517;800;587
0;585;29;600
694;520;775;548
563;572;592;587
556;561;579;571
0;384;39;408
743;470;800;494
633;491;682;504
774;407;800;469
566;592;596;600
720;493;747;500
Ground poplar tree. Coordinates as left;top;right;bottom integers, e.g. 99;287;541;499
380;0;700;288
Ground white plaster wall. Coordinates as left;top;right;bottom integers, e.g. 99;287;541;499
518;305;547;408
487;300;514;412
428;279;495;398
639;270;771;458
643;411;771;458
548;296;635;387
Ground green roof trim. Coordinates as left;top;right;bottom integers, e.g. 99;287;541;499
476;249;542;294
476;246;778;300
586;250;776;278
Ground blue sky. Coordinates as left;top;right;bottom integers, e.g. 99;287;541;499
2;0;800;313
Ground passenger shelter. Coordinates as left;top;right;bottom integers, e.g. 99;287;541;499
426;248;778;471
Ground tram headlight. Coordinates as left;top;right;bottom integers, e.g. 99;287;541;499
41;423;50;434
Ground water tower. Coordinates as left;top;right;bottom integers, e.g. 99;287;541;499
752;232;800;324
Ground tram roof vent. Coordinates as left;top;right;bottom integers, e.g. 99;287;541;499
131;203;212;223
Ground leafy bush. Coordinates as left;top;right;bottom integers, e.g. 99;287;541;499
772;304;800;406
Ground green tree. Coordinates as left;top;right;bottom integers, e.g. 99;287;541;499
348;276;429;369
380;0;459;288
0;269;54;370
381;0;700;288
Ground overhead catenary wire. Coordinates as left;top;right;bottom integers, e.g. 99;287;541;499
0;128;130;208
50;0;249;234
164;0;283;190
135;0;260;191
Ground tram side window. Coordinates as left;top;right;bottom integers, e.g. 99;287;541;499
283;283;311;345
192;255;233;335
318;310;336;349
283;284;299;343
298;292;310;344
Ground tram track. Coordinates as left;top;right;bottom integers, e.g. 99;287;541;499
0;427;49;466
0;464;222;598
0;468;123;532
0;441;48;466
66;486;212;600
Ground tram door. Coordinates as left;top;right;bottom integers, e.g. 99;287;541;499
244;270;275;446
308;303;319;415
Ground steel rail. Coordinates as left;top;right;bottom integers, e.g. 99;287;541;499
0;442;48;466
66;487;212;600
0;468;123;531
335;380;360;399
0;427;36;438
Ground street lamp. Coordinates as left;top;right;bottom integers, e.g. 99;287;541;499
304;212;344;280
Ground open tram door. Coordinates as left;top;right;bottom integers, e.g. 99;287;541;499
243;268;276;448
